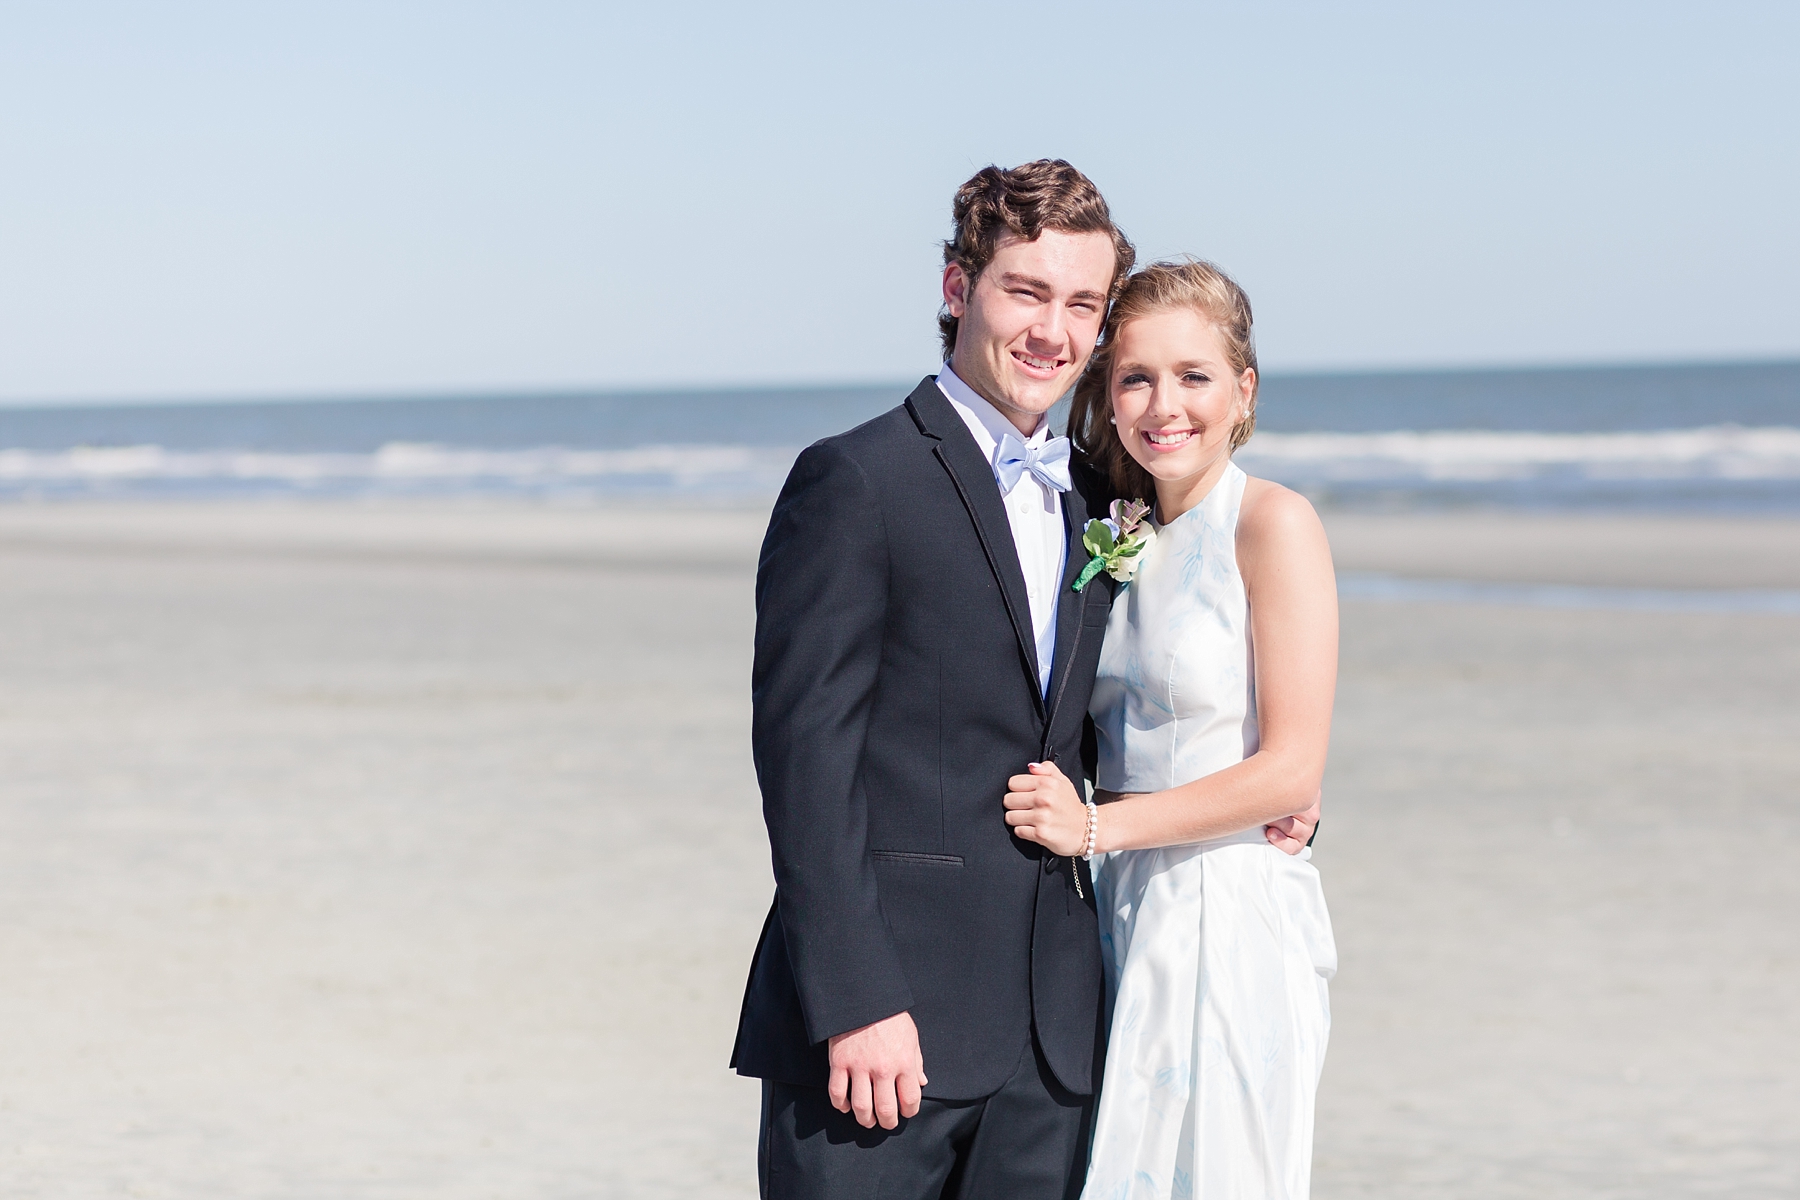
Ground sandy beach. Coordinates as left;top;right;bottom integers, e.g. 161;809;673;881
0;501;1795;1198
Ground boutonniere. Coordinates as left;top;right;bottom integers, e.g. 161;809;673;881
1072;499;1156;591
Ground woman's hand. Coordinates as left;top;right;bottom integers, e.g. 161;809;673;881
1004;760;1088;856
1265;792;1321;855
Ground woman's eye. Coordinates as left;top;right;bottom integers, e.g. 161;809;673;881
1120;372;1150;387
1183;372;1210;385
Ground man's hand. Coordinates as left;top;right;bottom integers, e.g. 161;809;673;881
1266;792;1321;856
827;1011;927;1130
1004;760;1088;856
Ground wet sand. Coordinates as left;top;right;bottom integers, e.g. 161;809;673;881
0;503;1794;1198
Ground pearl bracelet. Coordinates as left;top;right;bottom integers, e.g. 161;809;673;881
1081;800;1099;860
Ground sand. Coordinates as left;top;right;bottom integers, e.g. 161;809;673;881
0;502;1793;1198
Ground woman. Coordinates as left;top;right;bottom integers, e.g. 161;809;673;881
1004;260;1339;1199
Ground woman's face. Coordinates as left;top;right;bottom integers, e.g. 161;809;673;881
1109;307;1255;503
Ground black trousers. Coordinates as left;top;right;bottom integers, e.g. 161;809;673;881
758;1034;1092;1200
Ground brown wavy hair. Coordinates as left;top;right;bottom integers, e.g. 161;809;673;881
939;160;1136;356
1068;258;1259;502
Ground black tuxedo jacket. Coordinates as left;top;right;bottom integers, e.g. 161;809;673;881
730;377;1117;1100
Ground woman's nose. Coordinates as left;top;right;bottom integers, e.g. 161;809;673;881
1145;379;1180;416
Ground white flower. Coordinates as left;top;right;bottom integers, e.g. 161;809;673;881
1107;525;1155;582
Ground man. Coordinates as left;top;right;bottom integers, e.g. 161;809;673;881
731;160;1311;1197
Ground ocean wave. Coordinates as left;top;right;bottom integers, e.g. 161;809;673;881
0;442;802;491
2;426;1799;502
1237;425;1800;481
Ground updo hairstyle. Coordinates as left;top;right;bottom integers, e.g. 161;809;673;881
1068;258;1259;501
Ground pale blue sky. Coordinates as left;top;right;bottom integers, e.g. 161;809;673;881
1;1;1795;403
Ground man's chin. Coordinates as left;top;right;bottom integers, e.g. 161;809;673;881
999;378;1076;419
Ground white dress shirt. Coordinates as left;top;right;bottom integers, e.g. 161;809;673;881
936;363;1067;697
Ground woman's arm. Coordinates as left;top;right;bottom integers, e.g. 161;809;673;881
1005;480;1338;855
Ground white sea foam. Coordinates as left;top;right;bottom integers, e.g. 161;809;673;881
3;425;1799;498
1236;425;1800;482
0;443;803;490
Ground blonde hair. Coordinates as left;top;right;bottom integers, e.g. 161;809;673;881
1068;258;1259;501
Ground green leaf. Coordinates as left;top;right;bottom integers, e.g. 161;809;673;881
1081;519;1116;557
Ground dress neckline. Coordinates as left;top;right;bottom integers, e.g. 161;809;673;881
1151;461;1244;531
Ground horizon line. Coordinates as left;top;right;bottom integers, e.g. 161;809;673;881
3;353;1798;413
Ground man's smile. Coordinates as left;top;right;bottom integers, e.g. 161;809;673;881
1011;350;1067;378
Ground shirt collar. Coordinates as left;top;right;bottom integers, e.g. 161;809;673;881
935;361;1051;462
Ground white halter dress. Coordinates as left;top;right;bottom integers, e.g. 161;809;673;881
1083;463;1337;1200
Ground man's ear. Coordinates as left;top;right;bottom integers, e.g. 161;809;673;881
942;264;969;318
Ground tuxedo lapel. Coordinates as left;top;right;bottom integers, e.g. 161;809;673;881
906;380;1045;717
1043;489;1095;741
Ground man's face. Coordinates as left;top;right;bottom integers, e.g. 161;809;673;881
943;229;1116;436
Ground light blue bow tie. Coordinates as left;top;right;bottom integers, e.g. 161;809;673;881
994;433;1073;493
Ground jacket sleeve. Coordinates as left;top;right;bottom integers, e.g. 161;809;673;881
1081;714;1099;785
752;441;914;1045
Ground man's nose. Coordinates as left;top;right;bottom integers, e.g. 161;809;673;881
1027;304;1067;352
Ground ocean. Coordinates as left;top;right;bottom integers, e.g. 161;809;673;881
1;361;1796;511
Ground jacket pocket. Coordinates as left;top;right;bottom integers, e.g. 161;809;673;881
871;850;964;867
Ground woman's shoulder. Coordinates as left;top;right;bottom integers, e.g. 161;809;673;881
1237;474;1323;541
1234;473;1332;574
